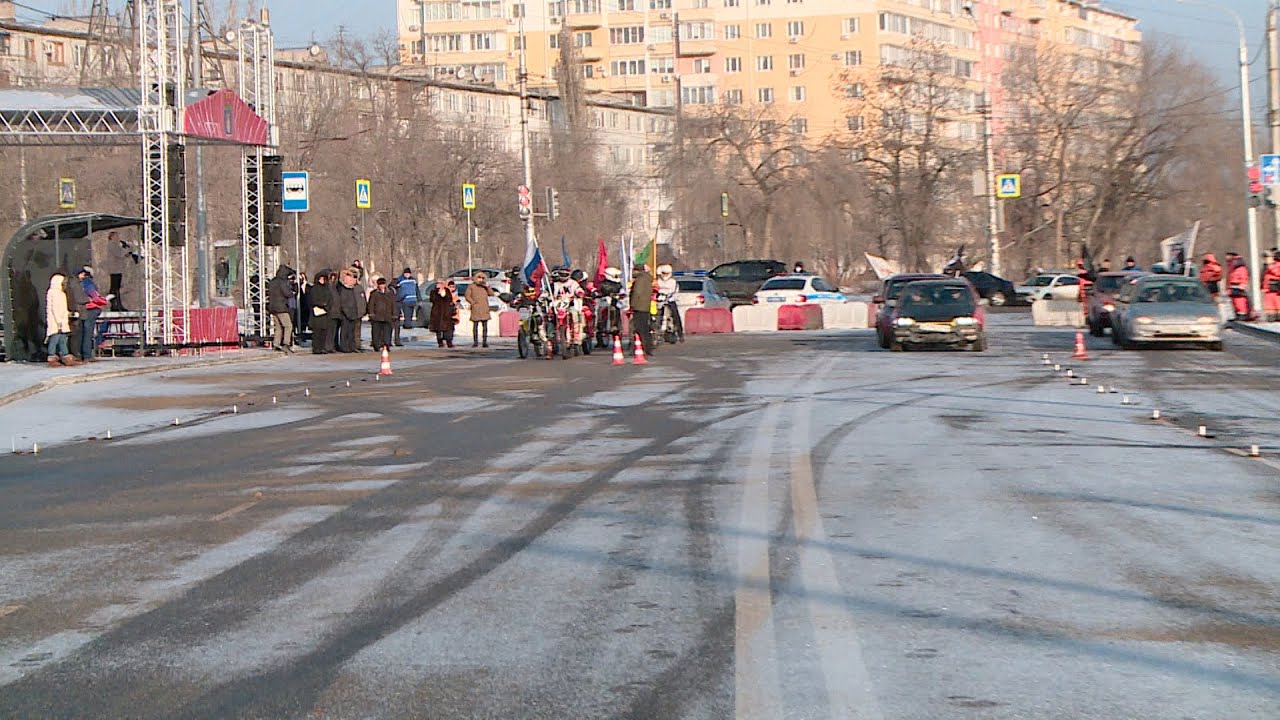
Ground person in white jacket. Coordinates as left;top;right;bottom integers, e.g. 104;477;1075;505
45;272;77;367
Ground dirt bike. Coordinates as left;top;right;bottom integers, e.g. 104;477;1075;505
551;295;588;359
516;300;550;359
655;293;679;346
595;294;623;348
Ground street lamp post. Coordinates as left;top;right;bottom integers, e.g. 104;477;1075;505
1182;0;1263;312
964;5;1002;278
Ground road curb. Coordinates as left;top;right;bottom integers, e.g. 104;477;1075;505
0;352;284;408
1228;321;1280;345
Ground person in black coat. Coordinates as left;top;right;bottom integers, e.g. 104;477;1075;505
308;270;335;354
367;277;397;351
266;265;297;352
334;269;361;353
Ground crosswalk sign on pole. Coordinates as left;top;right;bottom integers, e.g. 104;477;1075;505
996;173;1021;199
58;178;76;209
356;179;372;209
462;183;477;210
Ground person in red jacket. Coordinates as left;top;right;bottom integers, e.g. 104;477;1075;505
1226;251;1253;320
1199;253;1223;298
1263;251;1280;321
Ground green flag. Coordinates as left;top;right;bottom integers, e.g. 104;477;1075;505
633;236;656;273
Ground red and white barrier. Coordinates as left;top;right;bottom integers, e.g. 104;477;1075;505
498;310;521;337
685;307;734;334
732;304;779;332
778;303;823;331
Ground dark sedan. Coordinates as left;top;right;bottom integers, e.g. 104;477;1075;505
961;271;1020;306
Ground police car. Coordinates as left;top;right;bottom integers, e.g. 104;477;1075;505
752;274;847;305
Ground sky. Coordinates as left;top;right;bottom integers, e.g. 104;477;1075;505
17;1;1272;89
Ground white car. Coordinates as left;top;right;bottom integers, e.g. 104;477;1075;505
753;274;847;305
1017;273;1082;302
672;275;733;313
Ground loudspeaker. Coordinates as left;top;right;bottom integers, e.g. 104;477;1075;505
167;143;187;247
262;155;283;246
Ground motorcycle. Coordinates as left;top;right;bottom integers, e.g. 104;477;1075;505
655;293;679;346
513;295;550;359
551;294;588;359
595;293;624;348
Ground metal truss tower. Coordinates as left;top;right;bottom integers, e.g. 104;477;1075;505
138;0;188;346
237;14;276;338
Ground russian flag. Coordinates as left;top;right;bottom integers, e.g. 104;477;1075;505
522;237;547;287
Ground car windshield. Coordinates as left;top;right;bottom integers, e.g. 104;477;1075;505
898;284;975;313
677;280;704;292
1135;282;1213;303
710;265;738;279
885;277;930;300
1029;275;1056;287
760;278;807;291
1094;275;1128;293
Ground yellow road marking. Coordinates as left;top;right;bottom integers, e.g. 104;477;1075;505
210;500;259;522
0;605;24;619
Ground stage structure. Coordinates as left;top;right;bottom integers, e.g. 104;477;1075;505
0;0;278;350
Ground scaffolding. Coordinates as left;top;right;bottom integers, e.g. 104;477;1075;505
237;15;277;339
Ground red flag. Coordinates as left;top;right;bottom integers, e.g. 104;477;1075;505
593;237;609;284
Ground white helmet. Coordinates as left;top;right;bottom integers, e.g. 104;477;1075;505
604;267;622;281
657;264;674;277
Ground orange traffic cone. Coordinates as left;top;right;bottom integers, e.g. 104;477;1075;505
379;347;394;375
611;335;624;365
632;334;648;365
1072;330;1090;361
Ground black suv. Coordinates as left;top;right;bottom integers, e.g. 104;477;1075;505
960;271;1019;306
707;260;787;304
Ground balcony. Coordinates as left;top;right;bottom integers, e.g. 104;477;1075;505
579;45;604;62
676;38;716;57
566;12;603;29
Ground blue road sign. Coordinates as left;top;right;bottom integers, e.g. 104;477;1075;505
996;173;1021;199
282;171;309;213
1261;154;1280;186
462;183;476;210
356;178;371;209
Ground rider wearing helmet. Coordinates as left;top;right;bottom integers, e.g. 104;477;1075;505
551;266;586;346
598;267;623;298
655;264;684;343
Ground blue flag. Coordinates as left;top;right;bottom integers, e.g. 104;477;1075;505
561;235;572;269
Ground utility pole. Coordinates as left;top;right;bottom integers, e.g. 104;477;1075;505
517;16;536;253
189;2;210;306
1269;1;1280;244
981;91;1001;278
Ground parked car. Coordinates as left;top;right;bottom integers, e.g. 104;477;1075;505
1110;275;1223;351
888;279;987;352
672;275;732;312
874;273;948;348
752;274;847;305
707;259;787;304
448;268;511;296
1016;273;1082;302
1086;271;1145;336
960;271;1019;306
452;279;505;315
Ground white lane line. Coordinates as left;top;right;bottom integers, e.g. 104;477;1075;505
0;505;344;687
209;500;259;522
790;370;886;720
0;605;23;619
735;401;784;720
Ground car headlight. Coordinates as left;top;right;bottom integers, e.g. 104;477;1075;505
1103;303;1115;312
1135;316;1154;324
895;318;915;328
953;316;978;326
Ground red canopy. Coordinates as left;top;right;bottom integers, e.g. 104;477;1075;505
182;89;270;146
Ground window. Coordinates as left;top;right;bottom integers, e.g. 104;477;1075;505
954;59;974;77
788;53;805;70
756;23;772;38
760;119;777;134
681;85;716;104
878;12;908;34
846;82;864;98
757;55;773;70
549;33;559;48
844;50;862;66
786;21;804;37
23;38;35;60
549;0;564;14
693;58;712;73
575;32;592;47
650;0;672;8
610;58;646;75
847;115;865;131
610;26;646;44
512;3;526;17
844;17;860;33
758;87;774;103
724;25;741;40
682;21;714;40
469;33;496;50
693;0;709;7
725;0;740;5
583;64;594;78
756;0;770;5
725;56;742;73
427;33;464;52
513;35;526;50
650;55;674;73
615;0;636;8
790;85;806;101
45;41;65;65
724;88;744;104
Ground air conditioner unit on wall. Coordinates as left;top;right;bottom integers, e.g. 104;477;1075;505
840;33;849;40
661;74;671;83
789;68;800;76
789;36;799;44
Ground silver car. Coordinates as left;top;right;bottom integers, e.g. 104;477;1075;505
1111;276;1223;351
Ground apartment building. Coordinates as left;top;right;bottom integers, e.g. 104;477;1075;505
396;0;1140;140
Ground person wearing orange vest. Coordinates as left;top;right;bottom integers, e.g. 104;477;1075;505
1262;251;1280;321
1225;252;1253;321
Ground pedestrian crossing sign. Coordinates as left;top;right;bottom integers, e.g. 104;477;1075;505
356;179;371;209
462;183;477;210
996;174;1021;199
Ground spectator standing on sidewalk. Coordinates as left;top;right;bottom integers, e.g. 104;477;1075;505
396;268;418;334
72;266;107;361
1200;253;1223;297
1226;252;1253;320
266;264;297;353
1263;251;1280;322
45;271;75;367
465;271;495;348
429;279;458;348
308;270;334;354
335;269;361;353
368;277;397;351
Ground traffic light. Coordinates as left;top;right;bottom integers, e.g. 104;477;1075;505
351;225;360;243
1248;164;1265;208
546;186;560;221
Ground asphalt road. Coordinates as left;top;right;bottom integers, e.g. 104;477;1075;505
0;318;1277;719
